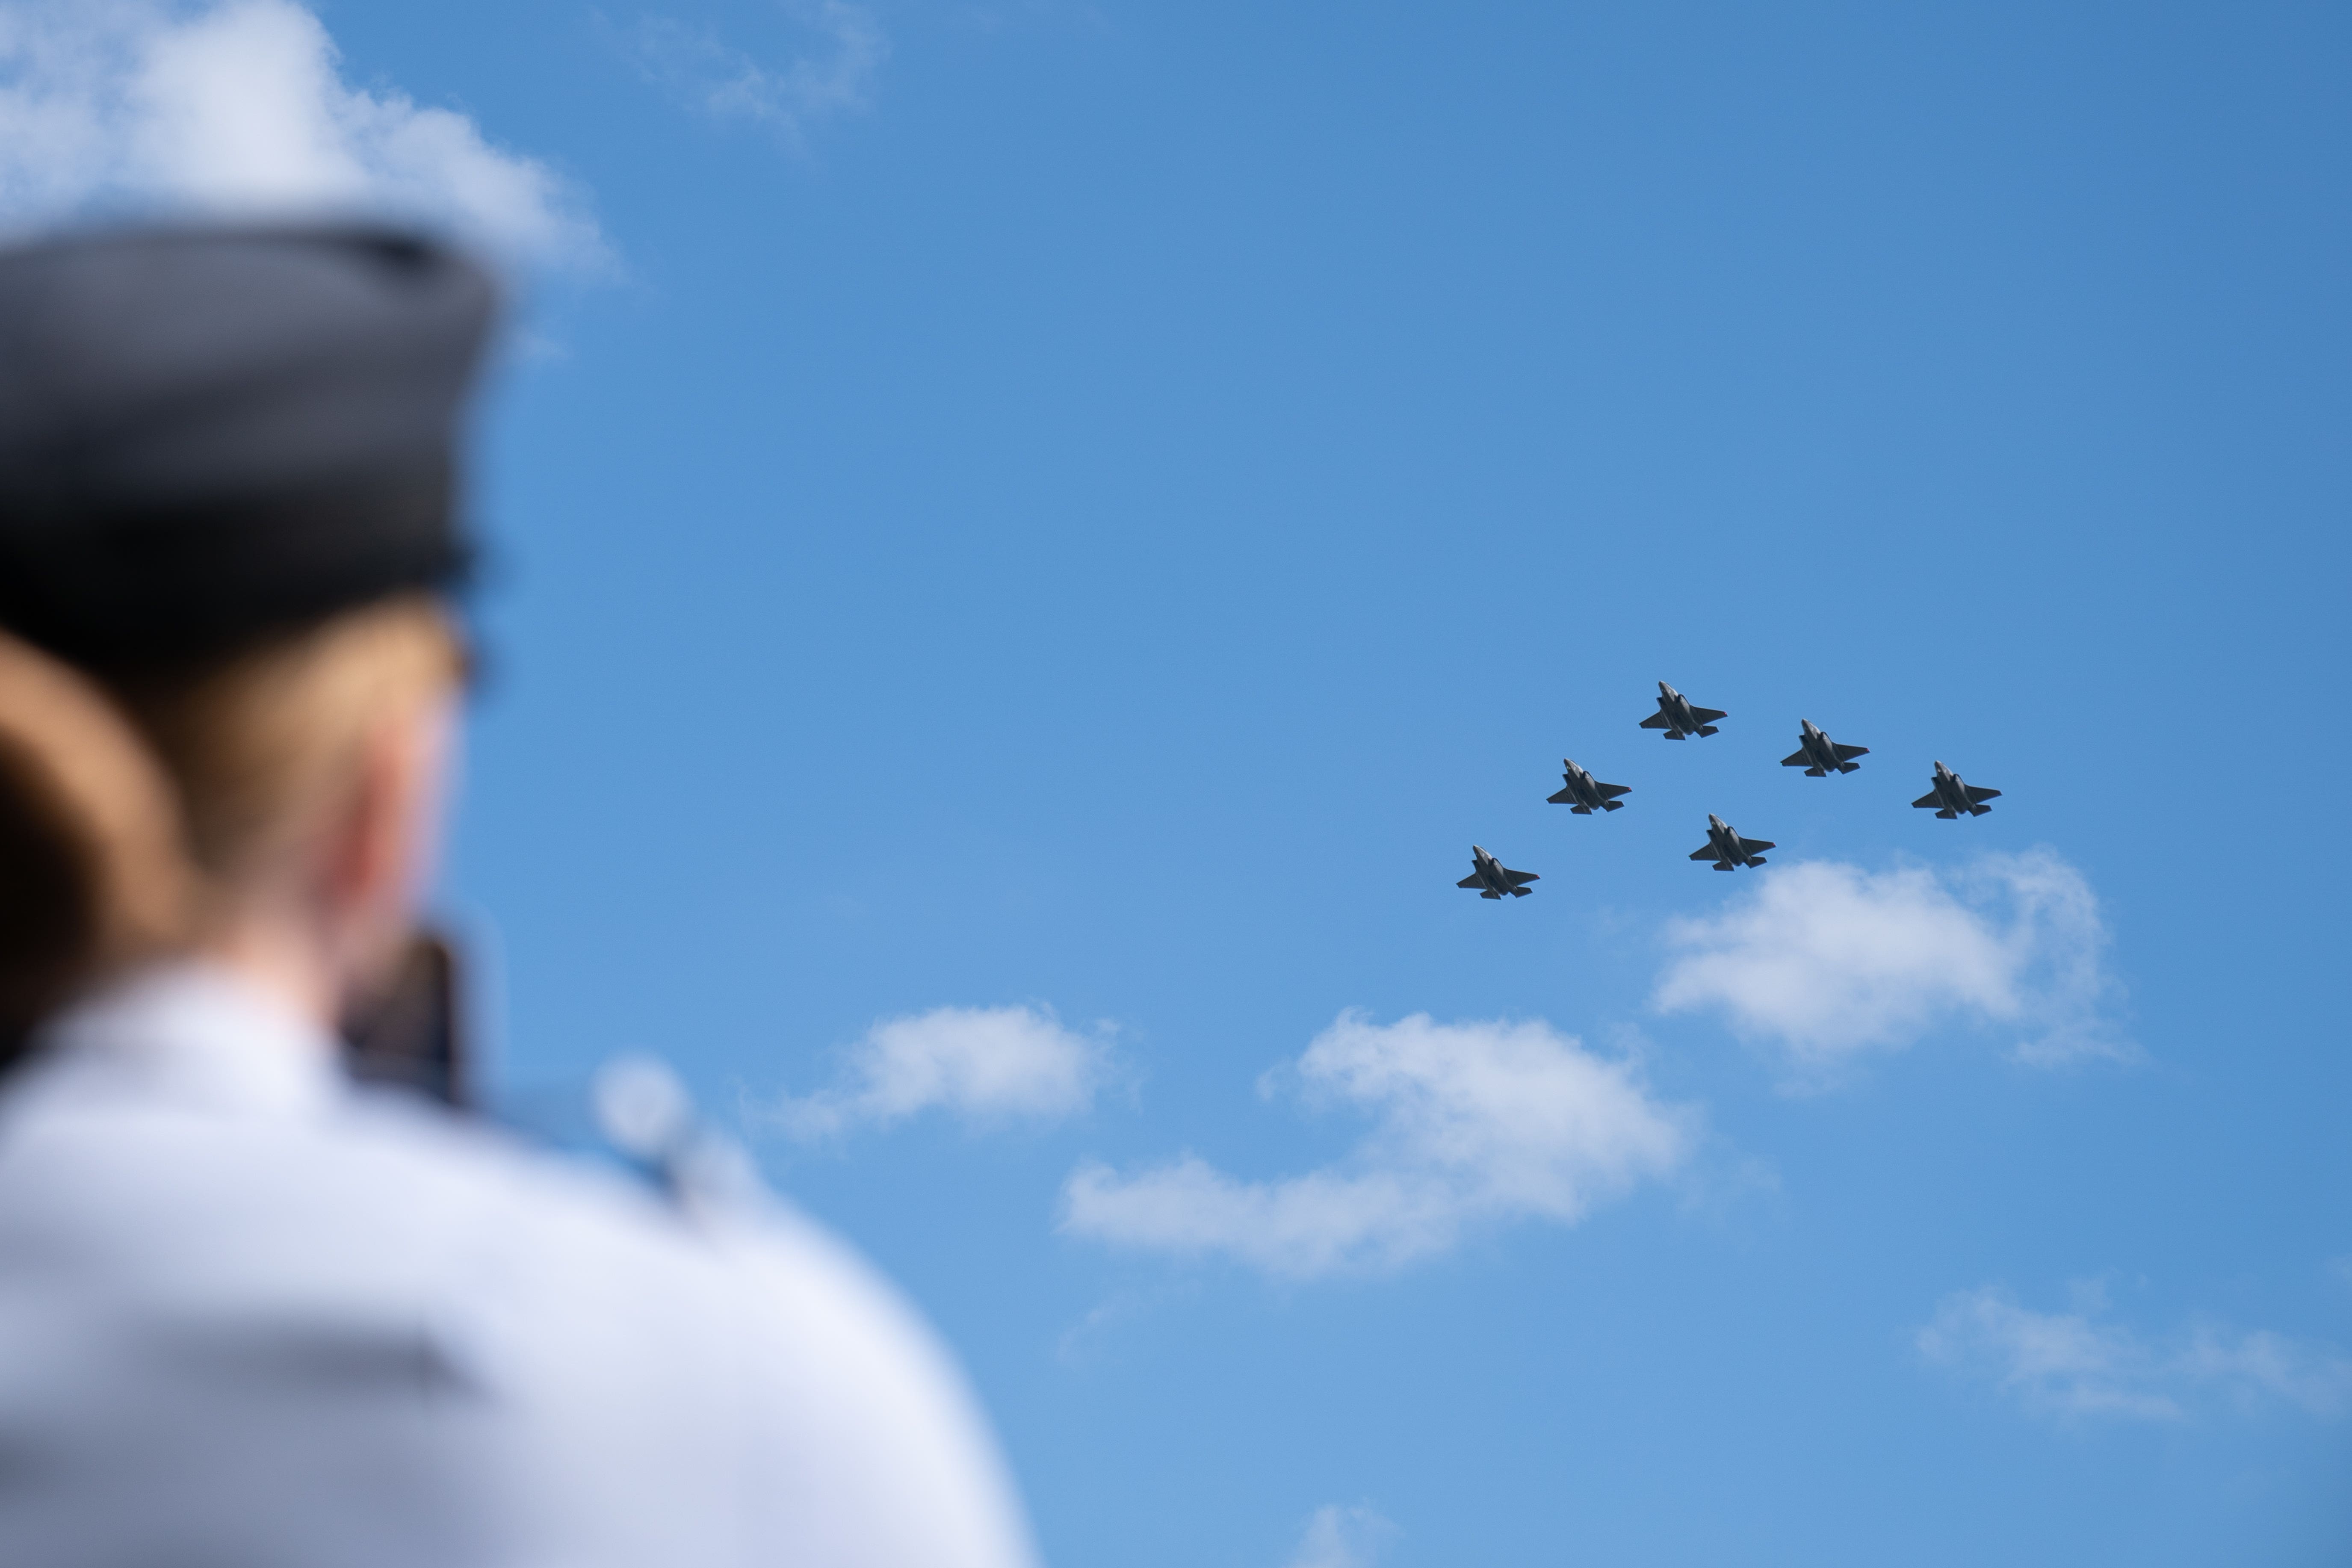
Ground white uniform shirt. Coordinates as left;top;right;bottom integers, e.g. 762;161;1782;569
0;965;1041;1568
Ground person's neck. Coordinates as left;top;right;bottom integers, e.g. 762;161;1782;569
196;909;341;1040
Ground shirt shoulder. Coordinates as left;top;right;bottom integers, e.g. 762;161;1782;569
0;1056;1037;1568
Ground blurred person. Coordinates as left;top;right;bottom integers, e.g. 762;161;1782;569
0;226;1039;1568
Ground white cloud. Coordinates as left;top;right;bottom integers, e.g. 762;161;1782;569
1918;1282;2352;1422
0;0;601;267
1283;1504;1395;1568
763;1004;1110;1140
1061;1012;1692;1279
619;1;884;150
1652;850;2125;1075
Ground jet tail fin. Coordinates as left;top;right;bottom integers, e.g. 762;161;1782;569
1569;804;1593;815
1836;762;1861;774
1664;731;1687;741
1969;803;1994;816
1509;885;1534;897
1935;808;1958;819
1601;799;1624;811
1695;725;1720;737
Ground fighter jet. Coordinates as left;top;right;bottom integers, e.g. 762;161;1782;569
1640;682;1726;739
1781;719;1869;777
1689;814;1774;871
1547;758;1631;814
1912;760;2001;818
1457;844;1539;899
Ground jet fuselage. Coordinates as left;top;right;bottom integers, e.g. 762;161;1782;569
1659;684;1698;733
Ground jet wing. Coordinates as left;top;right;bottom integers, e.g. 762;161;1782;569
1832;743;1870;760
1597;783;1631;798
1457;874;1485;888
1740;838;1775;853
1912;791;1943;809
1505;869;1538;885
1779;749;1811;768
1689;845;1720;861
1691;707;1728;723
1965;785;2001;801
1639;712;1670;729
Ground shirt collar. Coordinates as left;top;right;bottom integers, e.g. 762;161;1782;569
26;961;345;1119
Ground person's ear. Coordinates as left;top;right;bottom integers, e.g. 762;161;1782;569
319;695;457;995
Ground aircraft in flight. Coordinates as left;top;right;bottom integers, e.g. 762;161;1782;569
1457;845;1539;899
1781;718;1869;776
1640;682;1726;739
1913;760;2001;818
1547;758;1631;814
1690;814;1774;871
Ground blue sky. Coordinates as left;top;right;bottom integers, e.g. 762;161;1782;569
5;1;2347;1561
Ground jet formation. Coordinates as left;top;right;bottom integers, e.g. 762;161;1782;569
1460;682;2004;900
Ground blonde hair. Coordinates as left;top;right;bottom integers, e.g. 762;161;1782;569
109;598;464;895
0;596;464;1052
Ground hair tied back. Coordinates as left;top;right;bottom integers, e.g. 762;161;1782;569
0;630;194;1056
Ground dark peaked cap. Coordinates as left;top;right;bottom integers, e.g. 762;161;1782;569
0;225;497;666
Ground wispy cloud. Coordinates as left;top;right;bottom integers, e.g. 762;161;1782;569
760;1004;1111;1140
1283;1503;1395;1568
618;0;884;150
0;0;602;268
1061;1012;1692;1279
1917;1282;2352;1422
1652;850;2125;1077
